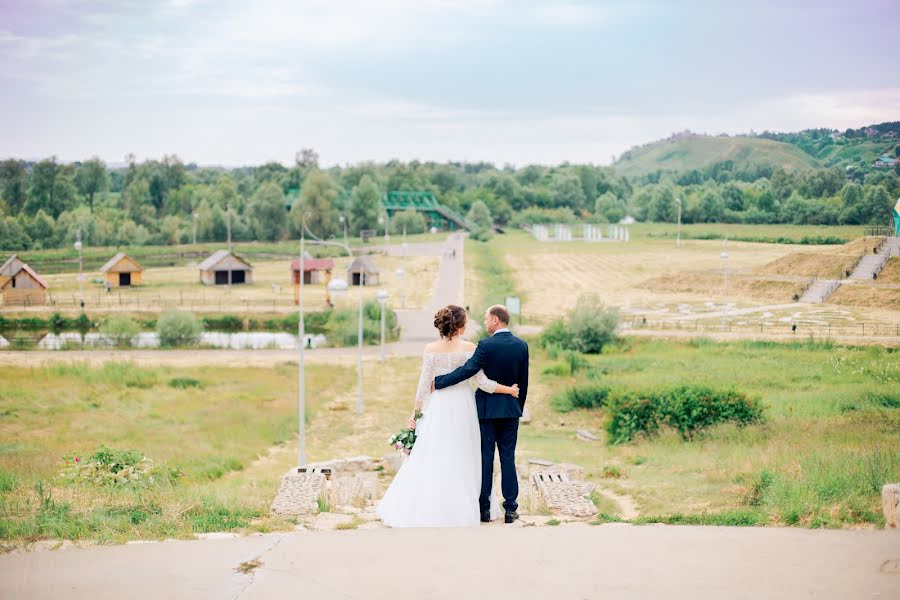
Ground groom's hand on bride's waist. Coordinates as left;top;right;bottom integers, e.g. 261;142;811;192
430;380;436;393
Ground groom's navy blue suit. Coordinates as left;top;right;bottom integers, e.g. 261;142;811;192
434;330;529;514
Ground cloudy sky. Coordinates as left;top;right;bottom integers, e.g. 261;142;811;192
1;0;898;167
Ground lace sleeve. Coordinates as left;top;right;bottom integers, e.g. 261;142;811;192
474;369;498;393
414;353;434;410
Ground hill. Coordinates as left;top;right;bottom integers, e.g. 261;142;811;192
614;133;821;178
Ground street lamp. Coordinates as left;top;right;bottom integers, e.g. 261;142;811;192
674;197;682;247
720;240;729;333
74;229;84;310
376;289;390;364
339;214;348;247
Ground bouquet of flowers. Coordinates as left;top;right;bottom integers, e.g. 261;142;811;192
388;411;423;455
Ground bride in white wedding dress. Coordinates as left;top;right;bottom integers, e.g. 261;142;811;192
376;305;519;528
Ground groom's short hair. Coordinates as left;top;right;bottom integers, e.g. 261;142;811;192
488;305;510;325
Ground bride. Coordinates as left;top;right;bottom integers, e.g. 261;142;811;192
376;304;519;527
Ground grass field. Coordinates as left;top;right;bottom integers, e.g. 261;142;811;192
477;229;900;327
3;254;439;315
519;338;900;527
2;336;897;547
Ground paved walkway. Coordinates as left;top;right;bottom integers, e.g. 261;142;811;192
1;525;896;599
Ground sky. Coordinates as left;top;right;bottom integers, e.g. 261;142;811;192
1;0;899;167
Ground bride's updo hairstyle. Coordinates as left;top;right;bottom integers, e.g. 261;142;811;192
434;304;467;339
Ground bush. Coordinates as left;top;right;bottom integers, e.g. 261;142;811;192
201;315;243;332
156;310;202;347
551;385;610;412
511;207;577;226
60;446;180;488
390;209;427;234
538;294;619;354
101;315;140;347
281;310;332;334
605;386;765;444
169;377;203;389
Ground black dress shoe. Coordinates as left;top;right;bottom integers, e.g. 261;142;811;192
480;510;491;523
504;511;519;524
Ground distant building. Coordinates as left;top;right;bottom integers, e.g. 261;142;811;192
347;255;380;286
873;156;898;169
99;253;144;287
198;250;253;285
291;252;334;285
0;255;48;306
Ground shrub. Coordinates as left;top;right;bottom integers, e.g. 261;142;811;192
201;315;243;332
538;294;619;354
101;315;140;347
60;446;180;488
511;207;577;226
169;377;203;389
390;209;427;235
156;310;202;347
604;386;764;443
551;385;610;412
568;294;619;354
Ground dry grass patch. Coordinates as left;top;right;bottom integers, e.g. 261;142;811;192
754;253;859;280
830;283;900;311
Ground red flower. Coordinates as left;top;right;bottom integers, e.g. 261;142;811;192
74;457;80;463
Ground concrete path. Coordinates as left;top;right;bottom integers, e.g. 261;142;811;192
1;525;897;599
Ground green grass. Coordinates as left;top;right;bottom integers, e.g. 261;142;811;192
0;361;354;545
519;337;900;528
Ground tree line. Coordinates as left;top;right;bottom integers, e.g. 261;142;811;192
0;149;897;251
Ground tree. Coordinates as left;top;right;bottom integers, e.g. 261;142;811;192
859;185;892;225
0;216;32;250
548;171;587;210
647;186;677;222
594;191;626;222
75;157;109;213
26;157;77;218
0;159;27;214
25;210;55;245
348;175;381;235
466;200;492;230
696;189;724;223
293;170;339;238
247;181;287;241
390;209;427;234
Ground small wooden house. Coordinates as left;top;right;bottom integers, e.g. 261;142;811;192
198;250;253;285
0;258;48;306
99;253;144;287
291;253;334;285
0;254;25;289
347;255;380;286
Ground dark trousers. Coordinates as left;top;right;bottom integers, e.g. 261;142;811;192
479;417;519;513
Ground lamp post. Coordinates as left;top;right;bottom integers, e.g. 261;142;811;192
721;240;729;333
376;289;390;364
674;197;682;247
297;211;308;466
74;228;84;310
301;222;366;416
339;214;348;247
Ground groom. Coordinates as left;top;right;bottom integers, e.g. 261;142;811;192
433;305;529;523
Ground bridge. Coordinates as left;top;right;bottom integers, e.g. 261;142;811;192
382;191;476;231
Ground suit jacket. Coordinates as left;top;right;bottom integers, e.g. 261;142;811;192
434;331;529;419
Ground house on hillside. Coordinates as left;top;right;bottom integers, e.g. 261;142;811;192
347;255;380;286
0;256;48;306
873;156;898;169
99;253;144;287
198;250;253;285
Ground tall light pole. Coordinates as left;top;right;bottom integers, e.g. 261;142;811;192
376;289;390;364
721;239;729;333
226;203;232;288
300;223;366;416
674;197;682;247
74;228;84;310
339;214;348;247
297;211;308;467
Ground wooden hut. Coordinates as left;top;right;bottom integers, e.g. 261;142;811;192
347;255;380;286
0;258;48;306
99;253;144;287
198;250;253;286
291;253;334;285
0;254;25;289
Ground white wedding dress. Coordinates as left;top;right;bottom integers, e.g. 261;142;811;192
376;351;501;527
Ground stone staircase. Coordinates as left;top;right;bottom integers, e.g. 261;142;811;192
799;279;840;304
849;236;900;280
